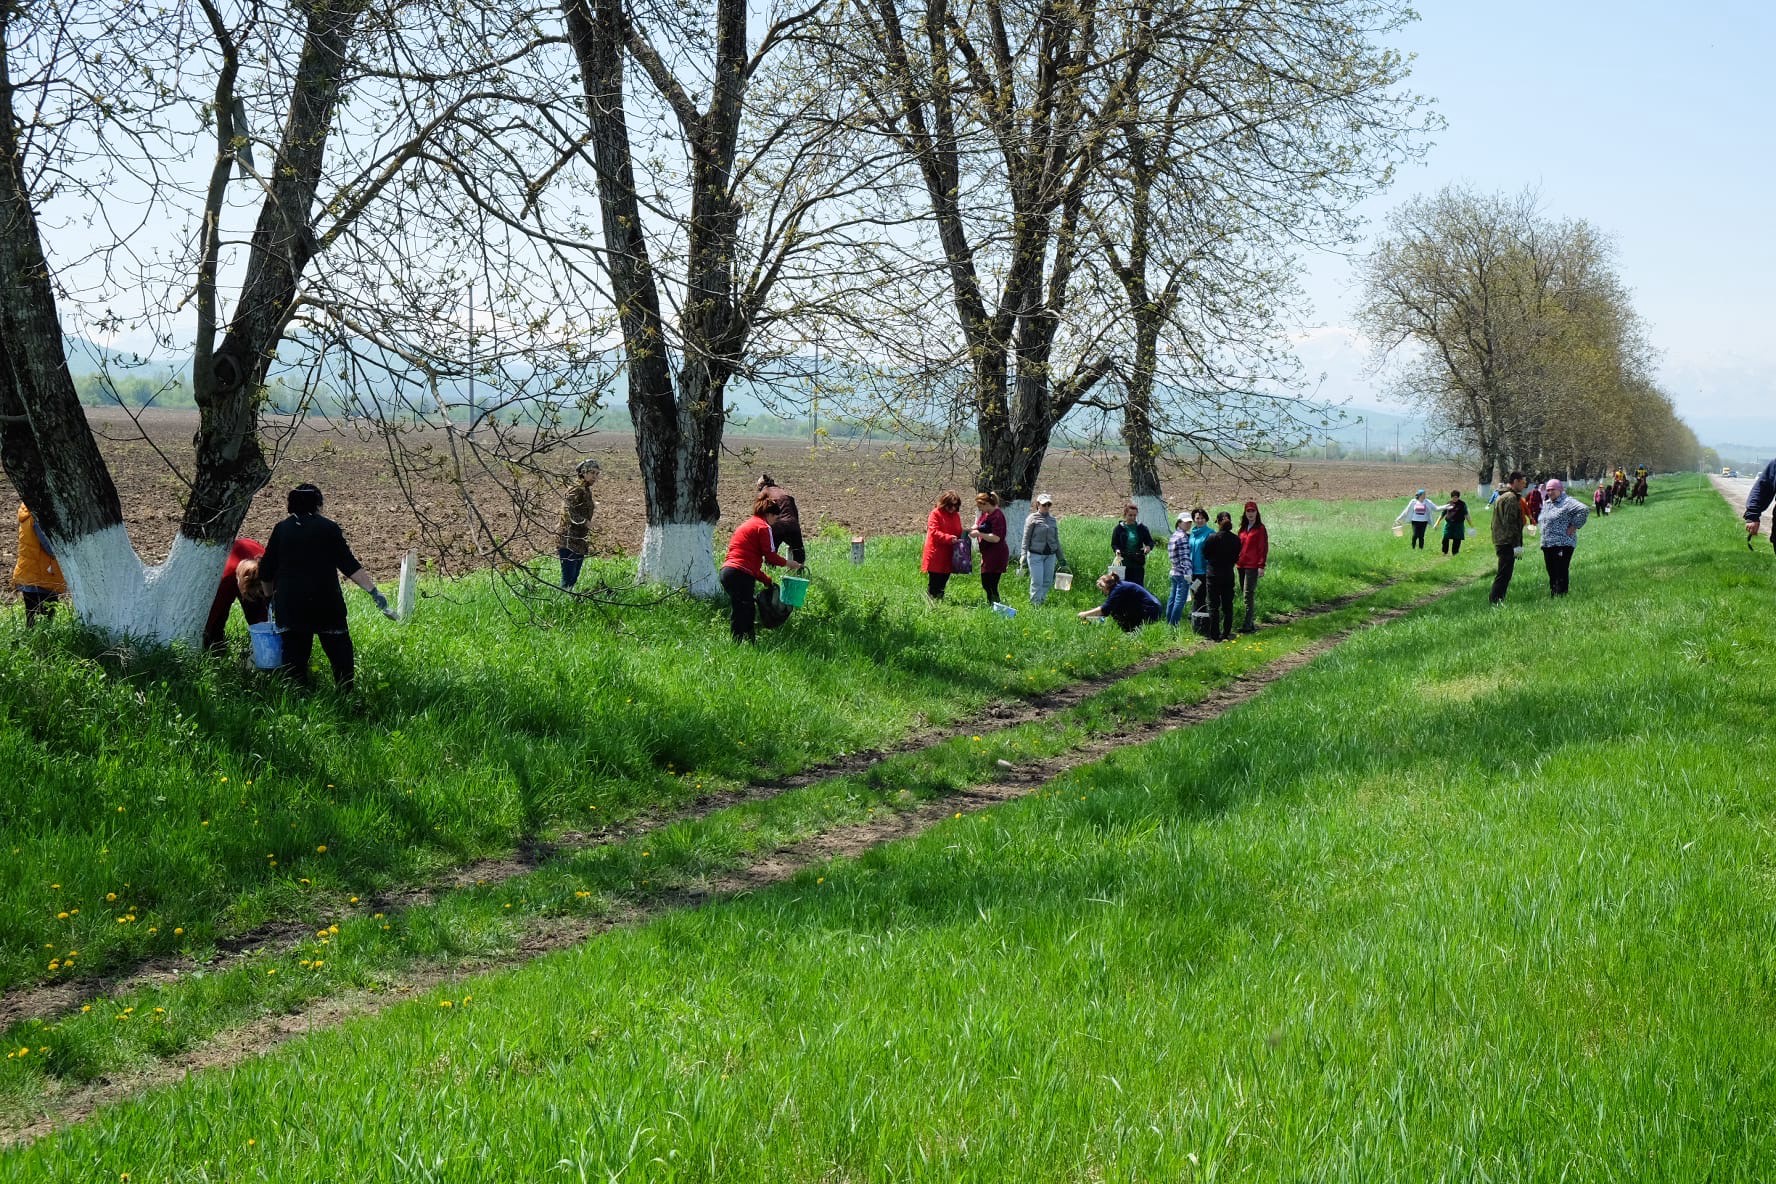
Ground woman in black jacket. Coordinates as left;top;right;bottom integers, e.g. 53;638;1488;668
258;484;395;690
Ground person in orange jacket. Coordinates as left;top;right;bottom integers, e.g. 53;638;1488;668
12;503;67;626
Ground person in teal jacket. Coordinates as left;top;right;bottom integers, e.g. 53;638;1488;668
1186;507;1213;635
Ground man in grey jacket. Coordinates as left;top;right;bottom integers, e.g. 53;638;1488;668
1745;458;1776;548
1021;494;1067;605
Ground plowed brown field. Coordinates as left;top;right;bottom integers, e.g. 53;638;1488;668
2;408;1470;588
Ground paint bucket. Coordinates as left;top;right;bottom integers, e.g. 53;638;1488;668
780;575;810;608
248;622;282;671
1107;564;1126;580
1053;571;1074;591
991;602;1017;619
1392;524;1404;537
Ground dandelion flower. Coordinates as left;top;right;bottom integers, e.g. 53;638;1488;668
315;845;328;854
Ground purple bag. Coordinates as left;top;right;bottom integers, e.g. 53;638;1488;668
950;534;973;574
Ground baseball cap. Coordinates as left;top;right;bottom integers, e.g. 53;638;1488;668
1036;493;1053;504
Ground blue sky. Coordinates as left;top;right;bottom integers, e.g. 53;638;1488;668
1295;0;1776;446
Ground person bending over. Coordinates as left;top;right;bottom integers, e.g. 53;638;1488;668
258;484;394;690
1079;571;1161;632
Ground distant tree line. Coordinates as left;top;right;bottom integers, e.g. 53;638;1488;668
1358;187;1701;489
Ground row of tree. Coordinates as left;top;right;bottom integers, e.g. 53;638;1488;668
1;0;1429;642
1358;187;1701;489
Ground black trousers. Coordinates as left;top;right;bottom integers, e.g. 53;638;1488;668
720;566;758;641
1207;572;1236;640
927;571;950;599
1542;546;1574;596
1489;544;1517;603
982;571;1002;605
1410;521;1428;548
281;627;355;690
775;521;807;566
558;547;585;589
19;586;57;625
1122;561;1146;589
1441;534;1463;555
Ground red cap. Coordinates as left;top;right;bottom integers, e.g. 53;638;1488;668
1244;500;1258;511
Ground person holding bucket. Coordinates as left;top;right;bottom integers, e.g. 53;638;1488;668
1436;489;1470;555
201;537;270;651
257;484;395;690
1201;511;1241;641
720;491;804;642
971;491;1010;607
1021;494;1067;605
922;490;966;601
1110;502;1155;589
1394;490;1436;549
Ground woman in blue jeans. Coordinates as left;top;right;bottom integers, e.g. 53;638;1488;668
1164;512;1193;626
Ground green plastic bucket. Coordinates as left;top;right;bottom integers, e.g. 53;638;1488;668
780;575;810;608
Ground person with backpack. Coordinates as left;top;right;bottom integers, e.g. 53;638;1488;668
921;490;966;601
1437;489;1471;555
1236;500;1269;633
257;484;395;690
1538;478;1591;596
720;491;804;642
1110;503;1155;588
1021;494;1067;605
1164;512;1194;627
1394;490;1437;549
1489;471;1527;604
1201;511;1242;641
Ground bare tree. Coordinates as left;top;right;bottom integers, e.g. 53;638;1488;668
0;0;566;642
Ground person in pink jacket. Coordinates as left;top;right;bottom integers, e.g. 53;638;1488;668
921;490;965;601
1236;500;1269;634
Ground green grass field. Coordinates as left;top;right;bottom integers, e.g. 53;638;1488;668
10;478;1773;1180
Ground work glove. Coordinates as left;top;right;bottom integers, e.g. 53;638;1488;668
370;588;398;621
1513;546;1523;558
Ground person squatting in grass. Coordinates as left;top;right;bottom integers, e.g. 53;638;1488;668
1537;477;1591;597
258;483;396;690
1437;489;1470;555
922;490;966;601
756;474;806;566
1110;502;1155;588
719;492;804;642
1201;511;1242;641
557;458;599;589
1078;571;1161;631
1746;455;1776;548
1165;512;1194;627
1395;489;1436;548
1236;500;1269;634
1187;507;1213;634
972;491;1010;607
12;502;65;626
201;537;269;651
1489;471;1528;604
1021;493;1067;605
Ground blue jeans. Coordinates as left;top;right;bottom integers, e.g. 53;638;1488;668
1027;551;1057;604
558;547;585;589
1165;574;1190;626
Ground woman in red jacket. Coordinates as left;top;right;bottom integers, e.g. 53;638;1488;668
1236;499;1269;634
719;493;803;642
921;490;965;601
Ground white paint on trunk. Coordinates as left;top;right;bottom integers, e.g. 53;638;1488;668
1477;482;1494;502
1002;497;1031;560
1131;493;1172;540
638;519;720;598
54;526;227;647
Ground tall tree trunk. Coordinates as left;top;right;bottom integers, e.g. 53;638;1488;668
1121;323;1168;536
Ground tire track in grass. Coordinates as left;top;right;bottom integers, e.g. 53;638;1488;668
0;576;1410;1033
1;575;1470;1149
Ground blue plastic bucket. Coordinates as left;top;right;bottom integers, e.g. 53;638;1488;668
249;622;283;670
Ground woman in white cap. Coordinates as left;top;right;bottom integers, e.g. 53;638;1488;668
1394;489;1436;549
1021;494;1066;605
1537;477;1590;596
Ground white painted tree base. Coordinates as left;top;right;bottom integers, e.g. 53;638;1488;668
638;520;720;598
1002;497;1031;560
1477;482;1494;502
55;526;228;647
1131;493;1172;541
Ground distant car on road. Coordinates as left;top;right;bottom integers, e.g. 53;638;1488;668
1723;466;1740;478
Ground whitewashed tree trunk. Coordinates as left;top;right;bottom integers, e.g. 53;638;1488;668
1477;482;1494;502
1131;493;1171;543
53;528;228;647
638;519;719;598
1002;496;1031;561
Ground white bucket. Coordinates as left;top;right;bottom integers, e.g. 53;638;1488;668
248;622;282;670
991;601;1017;618
1053;571;1074;591
1107;564;1126;580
